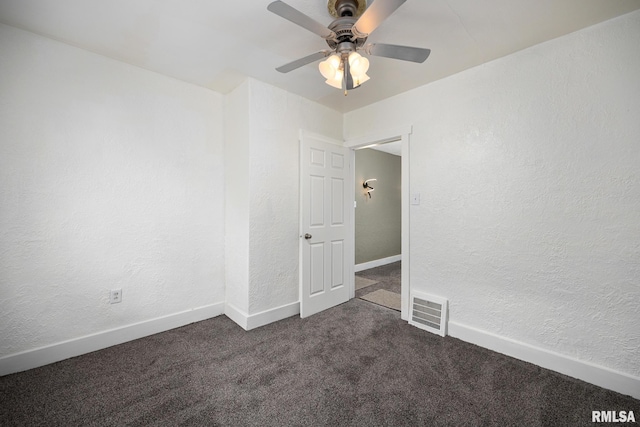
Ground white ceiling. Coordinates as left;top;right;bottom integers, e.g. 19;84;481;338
1;0;639;112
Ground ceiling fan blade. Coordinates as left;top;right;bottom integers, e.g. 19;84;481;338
276;51;329;73
366;43;431;63
267;1;336;40
352;0;407;38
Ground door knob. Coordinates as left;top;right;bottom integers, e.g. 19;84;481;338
304;233;312;240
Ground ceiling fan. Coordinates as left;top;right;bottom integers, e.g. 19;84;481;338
267;0;431;92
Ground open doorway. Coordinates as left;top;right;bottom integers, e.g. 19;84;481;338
353;142;402;311
346;126;411;321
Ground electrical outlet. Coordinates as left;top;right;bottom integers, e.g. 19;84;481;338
110;289;122;304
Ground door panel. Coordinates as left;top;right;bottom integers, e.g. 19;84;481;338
331;241;344;288
310;243;325;295
310;175;325;226
300;132;351;318
331;178;344;225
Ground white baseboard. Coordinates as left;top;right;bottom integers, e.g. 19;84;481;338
448;321;640;399
0;303;225;377
224;302;249;330
225;301;300;331
248;301;300;330
355;254;401;272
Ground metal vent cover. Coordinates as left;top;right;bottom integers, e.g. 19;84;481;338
409;292;448;337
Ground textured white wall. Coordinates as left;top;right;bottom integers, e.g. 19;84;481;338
345;11;640;377
0;24;225;357
247;79;343;315
224;81;251;313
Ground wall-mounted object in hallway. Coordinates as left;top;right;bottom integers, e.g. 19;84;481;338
363;178;377;198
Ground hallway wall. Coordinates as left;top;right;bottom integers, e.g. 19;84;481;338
354;148;401;265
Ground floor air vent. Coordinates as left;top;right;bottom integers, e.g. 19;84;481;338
409;292;448;337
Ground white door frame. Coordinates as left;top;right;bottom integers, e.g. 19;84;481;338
345;125;412;321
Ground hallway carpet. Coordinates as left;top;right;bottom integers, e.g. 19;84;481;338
356;261;401;311
1;299;638;426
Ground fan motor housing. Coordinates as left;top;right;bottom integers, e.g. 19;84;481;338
326;17;367;50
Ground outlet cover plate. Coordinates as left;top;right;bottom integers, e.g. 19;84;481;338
110;289;122;304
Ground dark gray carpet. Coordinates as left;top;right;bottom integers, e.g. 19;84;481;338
1;299;638;426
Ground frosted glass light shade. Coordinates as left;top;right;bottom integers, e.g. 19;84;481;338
319;60;335;80
319;54;342;80
319;55;340;77
348;52;369;76
353;73;370;87
348;51;361;67
325;68;344;89
327;54;341;69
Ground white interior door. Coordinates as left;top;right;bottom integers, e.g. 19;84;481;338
300;132;351;318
